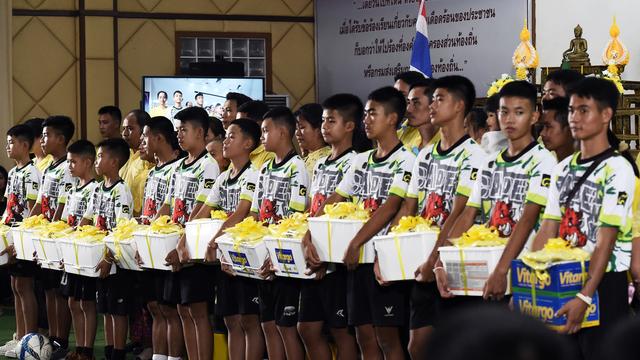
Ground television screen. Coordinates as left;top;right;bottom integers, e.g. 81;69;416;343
142;76;265;119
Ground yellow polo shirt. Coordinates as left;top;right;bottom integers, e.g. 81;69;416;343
119;149;153;215
397;120;441;154
249;145;275;169
35;154;54;174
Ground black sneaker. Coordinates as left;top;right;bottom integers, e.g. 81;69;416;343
51;346;69;360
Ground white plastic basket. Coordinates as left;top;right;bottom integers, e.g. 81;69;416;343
104;235;143;271
264;236;315;279
374;231;438;281
185;219;224;260
0;230;14;266
12;228;37;261
57;238;106;269
64;263;116;278
216;233;269;279
133;231;180;271
439;245;507;296
307;217;374;263
32;237;63;270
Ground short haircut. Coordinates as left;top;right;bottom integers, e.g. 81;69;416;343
147;116;180;151
263;106;296;137
7;124;35;148
157;91;168;98
98;105;122;124
322;93;371;152
545;69;584;90
237;100;270;122
67;139;96;160
409;78;437;101
226;92;252;108
568;77;619;117
467;108;489;132
499;80;538;108
484;93;500;114
97;138;130;168
393;71;425;86
368;86;407;127
541;97;569;127
195;92;204;99
126;109;150;129
209;117;225;139
173;90;183;96
432;75;476;116
175;106;209;134
23;118;45;138
42;115;75;145
230;118;262;150
294;103;323;129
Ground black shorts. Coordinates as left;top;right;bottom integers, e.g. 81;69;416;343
347;264;409;327
299;266;349;328
97;269;136;316
38;268;62;290
258;278;301;327
163;264;216;306
62;273;97;301
7;259;37;277
216;273;260;317
138;270;165;304
409;282;441;329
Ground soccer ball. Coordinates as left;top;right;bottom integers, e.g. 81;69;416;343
15;333;52;360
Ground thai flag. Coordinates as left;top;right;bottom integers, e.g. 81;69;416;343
410;0;432;77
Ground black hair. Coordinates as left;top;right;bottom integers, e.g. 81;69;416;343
97;138;131;168
294;103;323;129
545;69;584;90
432;75;476;116
127;110;150;129
498;80;538;109
367;86;407;128
67;139;96;160
263;106;296;137
157;91;168;98
23;118;45;138
226;92;252;108
7;124;35;148
98;106;122;124
393;71;425;86
175;106;209;134
173;90;182;96
484;93;500;114
209;117;225;139
42;115;75;145
195;92;204;99
147;116;180;151
541;97;570;127
467;108;489;132
409;78;437;100
230;118;262;151
322;93;372;152
237;100;270;122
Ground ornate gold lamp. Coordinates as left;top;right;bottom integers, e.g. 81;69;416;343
512;19;539;80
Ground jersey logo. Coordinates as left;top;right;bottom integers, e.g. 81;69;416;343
96;215;107;231
65;183;73;192
143;198;157;220
204;179;215;189
559;208;587;247
33;182;39;191
122;205;130;214
246;183;256;191
259;198;281;224
310;193;326;216
470;168;478;181
4;193;23;225
541;174;551;188
41;196;54;221
172;198;187;225
402;171;412;183
299;185;307;197
617;191;628;206
489;200;516;237
422;192;449;226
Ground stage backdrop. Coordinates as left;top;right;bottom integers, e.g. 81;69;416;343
315;0;532;101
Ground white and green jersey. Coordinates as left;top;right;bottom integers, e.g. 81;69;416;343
142;157;181;224
407;135;486;227
251;152;309;224
205;162;258;214
83;180;133;231
543;151;636;272
36;157;74;221
166;151;220;226
62;179;98;227
468;141;557;238
3;161;40;225
309;149;356;215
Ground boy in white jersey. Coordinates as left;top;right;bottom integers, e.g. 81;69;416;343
60;140;99;360
446;81;557;301
317;87;416;359
532;77;638;360
81;138;134;360
0;125;41;357
248;107;309;360
168;107;220;360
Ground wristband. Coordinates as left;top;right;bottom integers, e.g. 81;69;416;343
576;292;592;305
433;266;444;274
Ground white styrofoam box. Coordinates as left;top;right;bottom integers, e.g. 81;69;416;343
12;228;37;261
374;231;439;281
185;219;224;260
32;237;63;267
264;236;315;279
216;233;269;279
0;230;13;265
57;238;106;269
306;217;375;263
439;245;506;296
64;263;116;278
133;231;180;271
104;235;143;271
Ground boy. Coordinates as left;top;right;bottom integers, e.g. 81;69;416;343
0;125;41;358
167;107;220;360
532;77;637;360
541;97;575;161
248;107;309;360
170;90;184;120
405;79;441;154
299;93;366;360
394;71;426;153
120;110;153;217
237;100;270;126
222;92;251;129
61;140;99;360
480;94;508;155
541;69;583;101
81;138;134;360
445;81;557;301
98;106;123;140
318;87;416;359
395;75;486;359
23;118;53;172
30;115;75;357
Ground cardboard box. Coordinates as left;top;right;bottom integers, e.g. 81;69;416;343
439;245;506;296
373;231;438;281
264;236;315;279
185;219;224;260
307;218;374;263
133;231;180;271
216;233;269;279
511;259;590;293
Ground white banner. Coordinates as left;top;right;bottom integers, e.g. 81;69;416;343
315;0;532;101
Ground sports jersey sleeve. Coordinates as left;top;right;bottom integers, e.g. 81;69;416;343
467;161;487;209
407;146;430;199
335;153;366;198
204;172;225;208
455;146;486;198
58;169;75;205
196;159;220;204
287;160;310;213
542;162;564;222
598;159;635;229
525;152;557;206
388;151;416;198
26;166;41;201
240;169;258;203
115;184;134;222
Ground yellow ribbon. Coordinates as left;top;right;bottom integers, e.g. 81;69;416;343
195;223;201;259
327;221;332;262
19;230;26;260
390;216;438;234
323;202;370;220
393;235;407;280
145;233;155;268
150;216;183;235
458;246;469;296
73;238;80;274
38;238;48;261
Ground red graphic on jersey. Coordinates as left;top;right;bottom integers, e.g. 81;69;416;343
422;192;449;226
259;199;281;223
96;215;107;231
363;197;381;213
41;196;54;221
310;193;326;215
559;208;587;247
171;198;187;225
67;214;77;227
143;198;157;221
490;201;516;237
4;193;23;225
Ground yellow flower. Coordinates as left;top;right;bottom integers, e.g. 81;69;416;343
210;210;229;220
323;202;370;220
452;225;507;247
224;217;269;245
391;216;438;234
112;218;146;241
20;215;50;229
69;225;108;243
149;216;183;235
268;213;309;238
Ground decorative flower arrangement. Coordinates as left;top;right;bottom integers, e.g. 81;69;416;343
487;74;515;97
512;19;539;80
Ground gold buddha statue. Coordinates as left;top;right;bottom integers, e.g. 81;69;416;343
562;25;591;66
